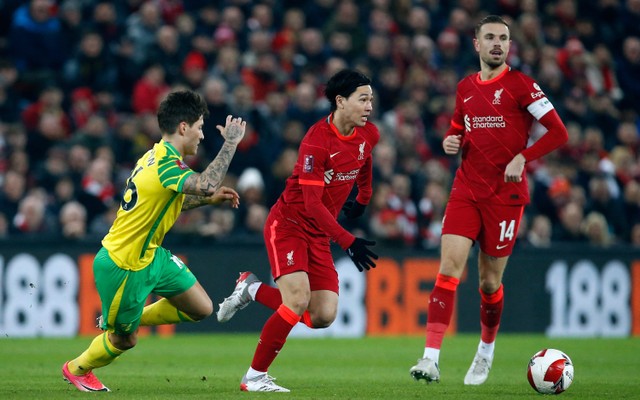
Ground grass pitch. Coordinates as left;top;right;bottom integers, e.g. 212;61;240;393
0;333;638;399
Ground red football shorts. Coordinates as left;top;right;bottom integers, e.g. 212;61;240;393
442;189;525;257
263;209;339;293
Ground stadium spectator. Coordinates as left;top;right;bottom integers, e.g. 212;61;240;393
417;181;447;249
10;191;56;235
241;52;283;103
125;1;162;65
322;1;366;55
22;85;71;161
146;25;187;85
526;214;553;248
616;36;640;114
78;157;115;224
131;63;170;115
58;0;86;60
409;15;568;386
286;81;325;131
181;50;208;90
0;59;21;123
582;210;614;247
59;200;87;239
552;201;587;242
232;166;267;233
0;170;27;223
66;143;91;186
90;2;123;49
200;76;232;157
584;174;628;239
197;207;235;238
209;45;243;92
8;0;65;96
621;0;640;39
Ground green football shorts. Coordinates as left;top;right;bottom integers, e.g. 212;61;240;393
93;246;197;335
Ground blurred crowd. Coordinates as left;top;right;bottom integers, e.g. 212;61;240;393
1;0;640;249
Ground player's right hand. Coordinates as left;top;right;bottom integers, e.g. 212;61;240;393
443;134;462;155
206;186;240;208
216;115;246;145
342;200;367;219
346;238;378;272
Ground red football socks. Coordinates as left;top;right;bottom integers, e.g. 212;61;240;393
250;304;299;372
480;284;504;343
255;284;282;310
425;274;460;349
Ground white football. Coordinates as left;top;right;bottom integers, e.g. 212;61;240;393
527;348;574;394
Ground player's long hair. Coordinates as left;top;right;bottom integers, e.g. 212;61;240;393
157;90;209;135
324;69;371;112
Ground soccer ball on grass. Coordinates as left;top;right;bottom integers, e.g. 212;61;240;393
527;348;574;394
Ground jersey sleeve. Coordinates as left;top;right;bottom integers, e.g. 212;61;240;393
157;155;195;193
518;75;569;161
447;84;465;137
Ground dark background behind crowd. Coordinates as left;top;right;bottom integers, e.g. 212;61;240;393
1;0;640;250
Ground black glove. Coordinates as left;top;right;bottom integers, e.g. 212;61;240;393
346;238;378;272
342;200;366;219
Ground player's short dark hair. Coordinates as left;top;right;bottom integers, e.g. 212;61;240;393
157;90;209;135
324;69;371;112
475;15;510;38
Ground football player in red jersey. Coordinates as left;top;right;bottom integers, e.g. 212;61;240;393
216;69;379;392
410;15;568;386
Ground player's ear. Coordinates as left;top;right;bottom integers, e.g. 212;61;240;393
178;121;188;135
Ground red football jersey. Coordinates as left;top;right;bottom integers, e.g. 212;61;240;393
273;114;380;249
449;67;555;205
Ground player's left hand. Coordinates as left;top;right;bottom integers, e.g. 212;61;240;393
207;186;240;208
504;153;526;183
217;115;246;146
346;238;378;272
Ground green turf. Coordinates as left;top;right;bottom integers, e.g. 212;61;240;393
0;333;638;399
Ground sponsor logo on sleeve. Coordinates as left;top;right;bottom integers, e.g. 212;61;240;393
175;159;189;170
303;154;314;173
531;82;546;99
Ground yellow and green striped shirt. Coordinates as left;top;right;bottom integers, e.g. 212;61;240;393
102;140;194;271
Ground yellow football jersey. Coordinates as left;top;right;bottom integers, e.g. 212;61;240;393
102;140;194;271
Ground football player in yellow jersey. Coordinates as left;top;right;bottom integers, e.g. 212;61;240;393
62;90;246;392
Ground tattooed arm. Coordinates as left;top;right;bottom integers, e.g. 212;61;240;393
182;115;246;197
182;194;208;210
182;186;240;210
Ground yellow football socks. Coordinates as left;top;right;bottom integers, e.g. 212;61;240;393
140;298;195;326
68;332;124;375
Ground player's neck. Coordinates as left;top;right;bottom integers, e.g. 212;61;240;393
162;135;184;156
330;112;355;137
479;63;508;81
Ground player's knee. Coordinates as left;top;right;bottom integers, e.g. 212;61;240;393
110;332;137;351
189;299;214;321
310;310;337;328
479;280;501;295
